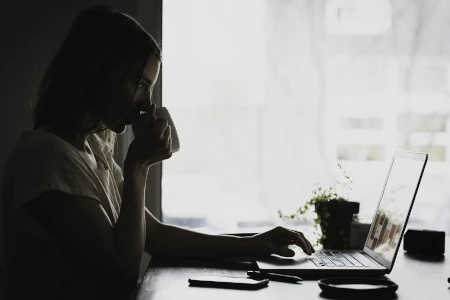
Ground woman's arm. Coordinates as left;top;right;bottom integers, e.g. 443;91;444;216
113;162;148;281
144;209;313;258
144;208;252;258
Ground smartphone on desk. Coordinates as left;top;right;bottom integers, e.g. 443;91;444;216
188;275;269;290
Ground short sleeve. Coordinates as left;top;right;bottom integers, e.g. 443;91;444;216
10;138;102;212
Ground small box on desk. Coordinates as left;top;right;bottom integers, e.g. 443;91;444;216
350;218;371;250
404;229;445;256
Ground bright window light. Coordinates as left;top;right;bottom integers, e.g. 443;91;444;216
162;0;450;236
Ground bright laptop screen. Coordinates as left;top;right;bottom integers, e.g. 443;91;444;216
365;157;424;262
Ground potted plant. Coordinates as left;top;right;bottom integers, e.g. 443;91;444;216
278;164;359;250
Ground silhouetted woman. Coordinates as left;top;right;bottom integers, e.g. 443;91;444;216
0;5;313;300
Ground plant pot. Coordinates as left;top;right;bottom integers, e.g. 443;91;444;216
315;200;359;250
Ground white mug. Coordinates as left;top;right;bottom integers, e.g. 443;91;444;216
155;107;180;153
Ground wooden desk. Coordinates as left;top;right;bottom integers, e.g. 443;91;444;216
137;240;450;300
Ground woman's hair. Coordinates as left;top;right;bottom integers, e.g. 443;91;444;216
32;5;161;154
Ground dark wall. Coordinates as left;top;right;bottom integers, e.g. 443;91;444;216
0;0;160;188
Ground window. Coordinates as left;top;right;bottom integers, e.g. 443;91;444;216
340;118;383;130
328;56;392;94
162;0;450;237
326;0;392;35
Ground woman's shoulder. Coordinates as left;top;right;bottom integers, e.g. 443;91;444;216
4;130;78;173
14;129;73;157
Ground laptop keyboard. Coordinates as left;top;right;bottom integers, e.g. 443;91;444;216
309;251;369;267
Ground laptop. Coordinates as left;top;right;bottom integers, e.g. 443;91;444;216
255;150;428;278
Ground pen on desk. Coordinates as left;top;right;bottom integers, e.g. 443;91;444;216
247;271;302;283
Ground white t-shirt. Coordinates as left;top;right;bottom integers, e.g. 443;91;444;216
0;129;129;299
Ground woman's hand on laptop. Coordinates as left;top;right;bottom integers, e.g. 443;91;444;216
250;226;314;257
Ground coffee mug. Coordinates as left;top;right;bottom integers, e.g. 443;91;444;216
155;107;180;153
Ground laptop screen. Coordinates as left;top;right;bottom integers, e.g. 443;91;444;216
365;155;425;263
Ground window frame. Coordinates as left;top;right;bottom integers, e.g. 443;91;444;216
115;0;163;220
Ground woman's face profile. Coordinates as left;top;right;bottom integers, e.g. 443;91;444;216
104;56;161;135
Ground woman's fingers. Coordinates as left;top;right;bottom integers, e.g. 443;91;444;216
293;232;312;255
163;126;172;149
289;230;314;254
156;146;173;160
154;118;169;138
152;125;172;159
280;228;312;255
144;110;156;128
128;104;174;166
296;231;315;253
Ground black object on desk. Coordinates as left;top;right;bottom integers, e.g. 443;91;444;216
404;229;445;256
247;271;302;283
188;275;269;290
318;277;398;297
